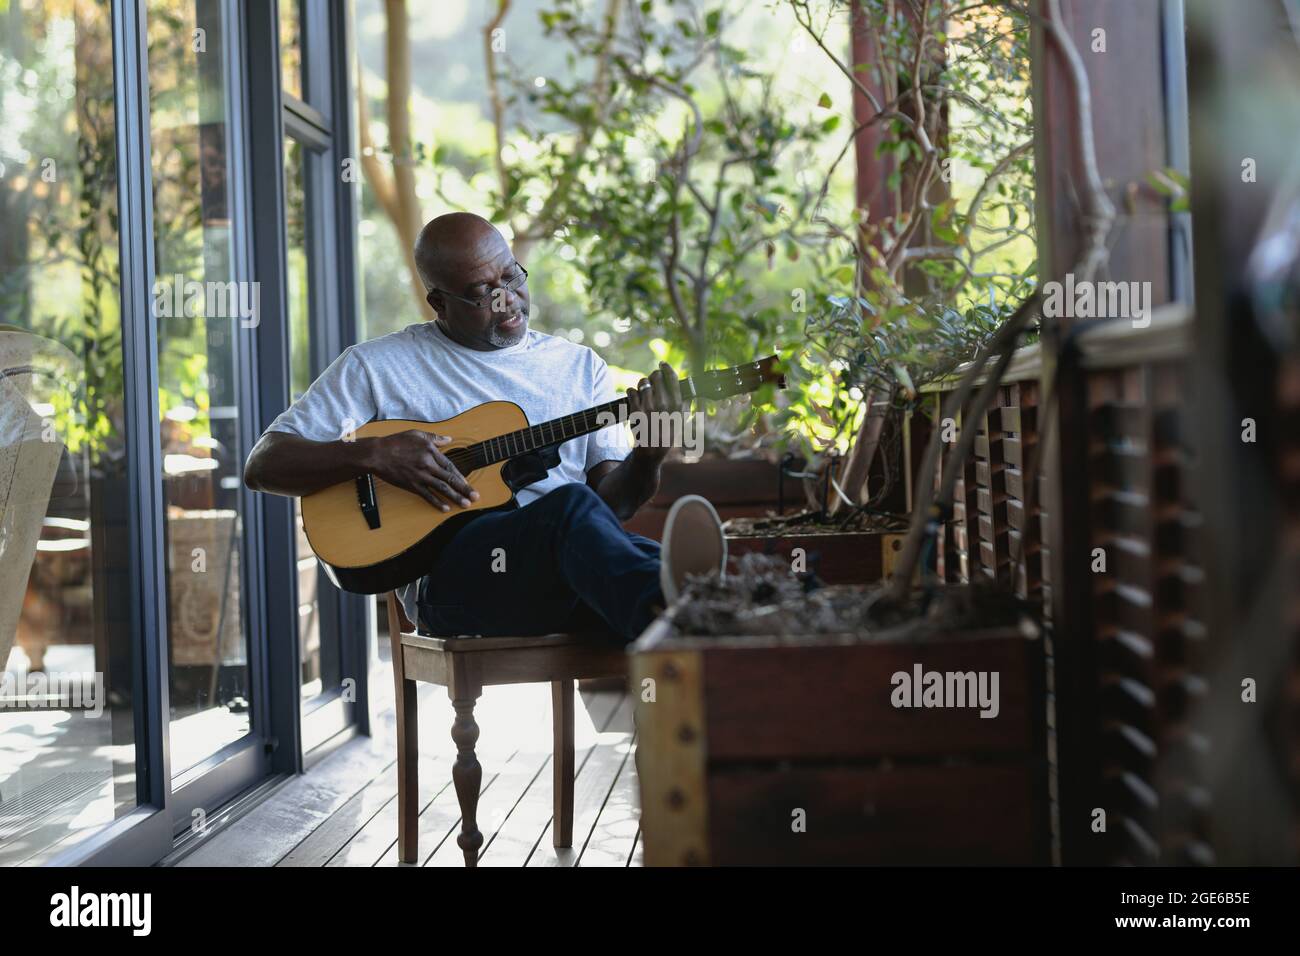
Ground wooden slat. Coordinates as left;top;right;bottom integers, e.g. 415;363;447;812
725;531;892;585
974;434;1003;461
373;758;506;866
976;488;1008;519
402;632;605;652
367;685;548;867
424;687;624;866
1000;405;1021;433
699;636;1035;761
650;458;783;506
479;689;624;866
279;753;448;866
175;686;642;868
425;749;554;867
176;684;440;867
528;693;637;867
707;764;1041;865
334;751;475;867
1003;436;1025;468
577;738;642;867
1005;467;1025;501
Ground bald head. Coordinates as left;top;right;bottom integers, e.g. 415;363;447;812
414;212;508;292
414;212;530;350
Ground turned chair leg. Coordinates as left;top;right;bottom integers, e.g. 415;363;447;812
395;674;420;864
552;679;575;848
450;691;484;867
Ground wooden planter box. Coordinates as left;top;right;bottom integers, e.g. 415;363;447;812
725;528;906;585
631;609;1049;866
623;458;794;540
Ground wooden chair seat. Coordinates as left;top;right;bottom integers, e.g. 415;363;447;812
385;591;627;867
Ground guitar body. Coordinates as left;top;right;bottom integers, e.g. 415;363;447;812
301;401;524;594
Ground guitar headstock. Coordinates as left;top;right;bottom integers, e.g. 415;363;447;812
684;355;786;403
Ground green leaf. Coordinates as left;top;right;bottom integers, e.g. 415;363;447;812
817;92;832;109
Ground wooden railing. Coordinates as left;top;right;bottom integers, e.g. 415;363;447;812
915;304;1212;865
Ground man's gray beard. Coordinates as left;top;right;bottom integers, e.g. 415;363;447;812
489;316;527;348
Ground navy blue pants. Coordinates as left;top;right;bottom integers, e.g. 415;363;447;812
417;482;663;645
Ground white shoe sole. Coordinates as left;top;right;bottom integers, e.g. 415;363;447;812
659;494;727;605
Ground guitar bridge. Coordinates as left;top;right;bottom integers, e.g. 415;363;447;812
356;474;381;529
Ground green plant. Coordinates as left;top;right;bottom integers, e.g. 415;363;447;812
0;3;124;465
785;0;1037;505
488;0;843;452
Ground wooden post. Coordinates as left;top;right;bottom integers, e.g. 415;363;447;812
552;679;576;848
1030;0;1182;866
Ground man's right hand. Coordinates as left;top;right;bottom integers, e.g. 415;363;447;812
364;429;480;512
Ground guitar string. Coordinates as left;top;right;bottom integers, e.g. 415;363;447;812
435;365;765;473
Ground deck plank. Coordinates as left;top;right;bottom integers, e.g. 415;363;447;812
424;749;552;866
478;689;624;867
286;753;446;867
574;731;640;867
177;683;433;867
174;679;642;868
371;756;515;867
370;682;556;866
366;752;522;867
526;693;636;867
278;688;455;867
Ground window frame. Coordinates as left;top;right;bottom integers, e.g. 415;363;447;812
49;0;364;866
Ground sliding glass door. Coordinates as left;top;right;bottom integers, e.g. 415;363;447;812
0;1;143;864
279;0;366;756
147;0;259;789
1;0;364;865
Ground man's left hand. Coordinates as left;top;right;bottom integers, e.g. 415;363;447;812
625;361;687;464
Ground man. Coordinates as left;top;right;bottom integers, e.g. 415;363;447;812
243;212;723;644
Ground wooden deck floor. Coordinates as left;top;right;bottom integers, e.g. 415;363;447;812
177;679;642;867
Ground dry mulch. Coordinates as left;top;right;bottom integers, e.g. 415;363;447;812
671;552;1035;642
724;509;909;538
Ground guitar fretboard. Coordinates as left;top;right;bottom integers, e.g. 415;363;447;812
457;397;629;470
445;375;703;473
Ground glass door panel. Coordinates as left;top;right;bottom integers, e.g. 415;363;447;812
146;0;252;777
279;0;302;103
284;138;341;707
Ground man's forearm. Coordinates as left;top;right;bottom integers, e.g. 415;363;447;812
244;432;377;497
594;448;663;521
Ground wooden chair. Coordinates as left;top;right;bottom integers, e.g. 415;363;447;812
1;328;71;668
384;591;628;867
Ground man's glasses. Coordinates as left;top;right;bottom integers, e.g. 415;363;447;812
431;263;528;311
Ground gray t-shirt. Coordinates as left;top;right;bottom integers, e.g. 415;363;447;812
263;320;631;622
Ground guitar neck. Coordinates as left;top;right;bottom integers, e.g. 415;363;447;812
464;375;704;469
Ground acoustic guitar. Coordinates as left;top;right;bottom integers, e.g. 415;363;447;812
301;356;785;594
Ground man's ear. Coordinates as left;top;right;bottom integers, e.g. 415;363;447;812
425;289;443;315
